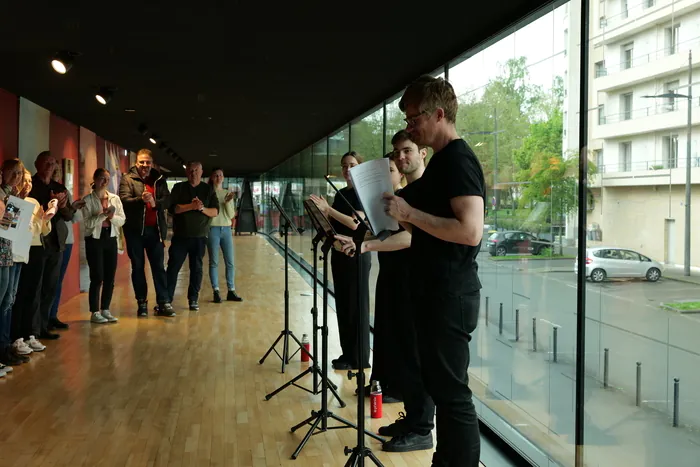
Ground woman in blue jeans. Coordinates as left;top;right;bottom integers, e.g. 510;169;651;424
207;169;242;304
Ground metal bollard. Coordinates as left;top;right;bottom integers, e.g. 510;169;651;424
636;362;642;407
515;309;520;342
673;378;680;427
499;303;503;335
552;326;558;363
603;348;609;389
532;318;537;352
485;297;489;326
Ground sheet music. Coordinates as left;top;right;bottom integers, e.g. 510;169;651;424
349;158;399;234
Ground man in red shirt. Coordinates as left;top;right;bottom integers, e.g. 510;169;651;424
119;149;174;317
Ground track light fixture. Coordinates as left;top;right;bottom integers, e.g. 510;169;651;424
158;142;168;150
95;87;114;105
149;134;159;145
51;51;79;74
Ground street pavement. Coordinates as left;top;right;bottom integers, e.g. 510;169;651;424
472;252;700;466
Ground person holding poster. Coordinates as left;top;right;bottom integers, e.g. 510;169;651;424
81;169;126;324
10;168;54;356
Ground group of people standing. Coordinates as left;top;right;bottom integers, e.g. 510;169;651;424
0;148;243;377
311;75;486;467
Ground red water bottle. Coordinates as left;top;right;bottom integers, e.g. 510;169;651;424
370;381;383;419
301;334;310;362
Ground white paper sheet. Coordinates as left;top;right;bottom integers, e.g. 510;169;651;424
0;196;35;259
349;158;399;234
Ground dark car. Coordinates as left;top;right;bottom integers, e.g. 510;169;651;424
486;231;553;256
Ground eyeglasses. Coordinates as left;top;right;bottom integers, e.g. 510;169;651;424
404;110;429;126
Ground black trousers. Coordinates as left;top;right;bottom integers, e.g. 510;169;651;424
167;236;207;303
85;227;118;312
125;226;169;305
11;245;61;340
415;291;481;467
331;250;371;366
374;263;435;435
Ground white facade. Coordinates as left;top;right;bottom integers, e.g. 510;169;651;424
565;0;700;266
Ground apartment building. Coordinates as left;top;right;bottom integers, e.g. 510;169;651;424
567;0;700;267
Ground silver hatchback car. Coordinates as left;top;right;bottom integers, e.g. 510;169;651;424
575;247;664;283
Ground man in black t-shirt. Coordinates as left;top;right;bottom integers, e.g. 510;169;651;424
384;76;485;467
167;161;219;311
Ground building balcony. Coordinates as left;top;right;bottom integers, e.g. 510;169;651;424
593;0;700;46
590;162;700;188
594;41;700;93
593;100;700;140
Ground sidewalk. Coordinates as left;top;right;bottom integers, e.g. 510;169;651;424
662;266;700;285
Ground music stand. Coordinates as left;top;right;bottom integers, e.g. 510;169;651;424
289;198;385;460
259;196;307;373
325;176;390;467
265;200;345;407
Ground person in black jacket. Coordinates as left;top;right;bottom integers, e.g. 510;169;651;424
118;149;174;317
309;151;371;371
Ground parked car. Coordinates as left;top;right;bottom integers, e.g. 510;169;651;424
574;247;663;283
486;231;554;256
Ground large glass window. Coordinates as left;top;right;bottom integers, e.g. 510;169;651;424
257;2;700;466
350;106;384;161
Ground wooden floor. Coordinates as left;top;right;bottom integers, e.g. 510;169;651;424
0;236;485;467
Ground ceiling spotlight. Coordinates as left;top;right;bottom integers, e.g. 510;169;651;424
51;51;78;74
158;142;168;150
95;87;114;105
149;134;158;144
182;164;186;169
124;108;136;113
137;124;149;137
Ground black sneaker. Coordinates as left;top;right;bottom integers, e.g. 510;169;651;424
213;290;222;303
10;348;29;363
382;432;433;452
49;318;69;330
227;290;243;302
155;303;176;317
137;300;148;318
0;348;22;366
378;412;409;437
332;359;353;370
189;300;199;311
39;332;60;340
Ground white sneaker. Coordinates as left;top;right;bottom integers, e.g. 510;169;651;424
100;310;118;323
91;312;108;324
0;363;12;374
0;367;5;378
12;338;32;355
27;336;46;352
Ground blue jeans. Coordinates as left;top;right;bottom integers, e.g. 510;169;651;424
0;265;16;348
207;226;235;291
50;243;73;320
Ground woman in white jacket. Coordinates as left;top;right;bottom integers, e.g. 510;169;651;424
81;169;125;324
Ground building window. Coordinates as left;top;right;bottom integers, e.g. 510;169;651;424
663;134;679;169
600;16;607;28
646;0;655;8
665;24;681;56
598;104;606;125
664;80;680;111
621;93;633;120
594;149;605;172
595;60;607;77
620;142;632;171
564;29;568;56
622;0;629;18
621;42;634;70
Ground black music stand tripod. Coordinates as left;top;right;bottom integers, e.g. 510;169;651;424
265;226;344;406
259;196;307;373
325;176;390;467
290;202;384;460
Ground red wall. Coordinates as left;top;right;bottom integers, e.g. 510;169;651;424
96;136;105;169
0;89;18;163
49;114;81;304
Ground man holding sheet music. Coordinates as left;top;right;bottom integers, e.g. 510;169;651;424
385;76;486;467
